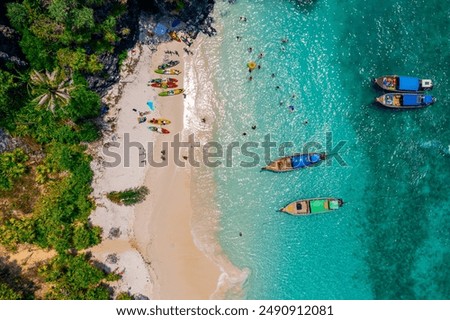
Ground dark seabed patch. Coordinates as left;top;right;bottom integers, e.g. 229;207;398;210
340;0;450;299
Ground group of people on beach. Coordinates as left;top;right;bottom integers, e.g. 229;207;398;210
183;47;194;55
164;50;179;56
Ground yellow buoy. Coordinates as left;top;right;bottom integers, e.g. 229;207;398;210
247;61;257;70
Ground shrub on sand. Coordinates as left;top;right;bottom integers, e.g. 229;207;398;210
107;186;149;206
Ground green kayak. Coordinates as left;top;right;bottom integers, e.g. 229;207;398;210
154;69;181;75
158;89;184;97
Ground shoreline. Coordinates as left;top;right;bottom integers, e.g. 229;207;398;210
89;38;227;299
182;31;250;299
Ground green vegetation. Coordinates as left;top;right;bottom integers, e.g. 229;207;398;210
117;49;128;68
0;0;133;299
176;0;186;11
39;253;113;299
29;69;75;113
107;186;149;206
116;292;134;300
0;149;29;191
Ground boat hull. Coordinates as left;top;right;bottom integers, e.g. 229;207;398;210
154;69;181;75
374;75;433;92
148;118;171;125
157;60;180;70
262;153;326;172
158;89;184;97
148;126;170;134
151;82;177;88
279;198;343;216
375;93;435;109
150;78;178;83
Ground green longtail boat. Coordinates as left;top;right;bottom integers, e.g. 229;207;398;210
279;198;344;216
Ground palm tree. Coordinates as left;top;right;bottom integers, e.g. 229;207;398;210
29;69;75;112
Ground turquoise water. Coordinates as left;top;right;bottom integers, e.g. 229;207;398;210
202;0;450;299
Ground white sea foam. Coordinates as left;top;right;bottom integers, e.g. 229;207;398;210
183;13;249;299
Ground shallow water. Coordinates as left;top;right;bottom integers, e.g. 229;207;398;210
192;0;450;299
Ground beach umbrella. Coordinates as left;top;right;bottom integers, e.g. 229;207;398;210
100;105;109;115
171;19;181;28
154;23;168;36
147;101;154;111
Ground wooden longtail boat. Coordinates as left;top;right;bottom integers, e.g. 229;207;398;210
262;153;326;172
374;75;433;92
279;198;344;216
375;93;435;109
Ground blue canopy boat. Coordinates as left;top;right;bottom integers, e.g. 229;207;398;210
376;93;435;109
262;153;325;172
374;75;433;92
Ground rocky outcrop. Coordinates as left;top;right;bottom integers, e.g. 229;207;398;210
139;0;216;37
0;129;25;155
86;53;121;98
86;0;140;96
89;0;217;96
0;2;27;68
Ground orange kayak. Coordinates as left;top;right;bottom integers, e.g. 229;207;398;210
151;82;177;88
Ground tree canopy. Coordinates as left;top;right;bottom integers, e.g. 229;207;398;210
0;0;132;299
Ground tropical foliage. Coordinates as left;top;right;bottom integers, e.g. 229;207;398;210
39;253;113;300
0;0;133;299
107;186;149;206
0;149;29;191
29;69;75;112
116;292;134;300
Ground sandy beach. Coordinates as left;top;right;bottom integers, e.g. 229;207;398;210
89;37;222;299
134;39;222;299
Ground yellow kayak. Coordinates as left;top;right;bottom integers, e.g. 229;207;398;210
148;118;171;125
158;89;184;97
154;69;181;75
169;31;181;42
